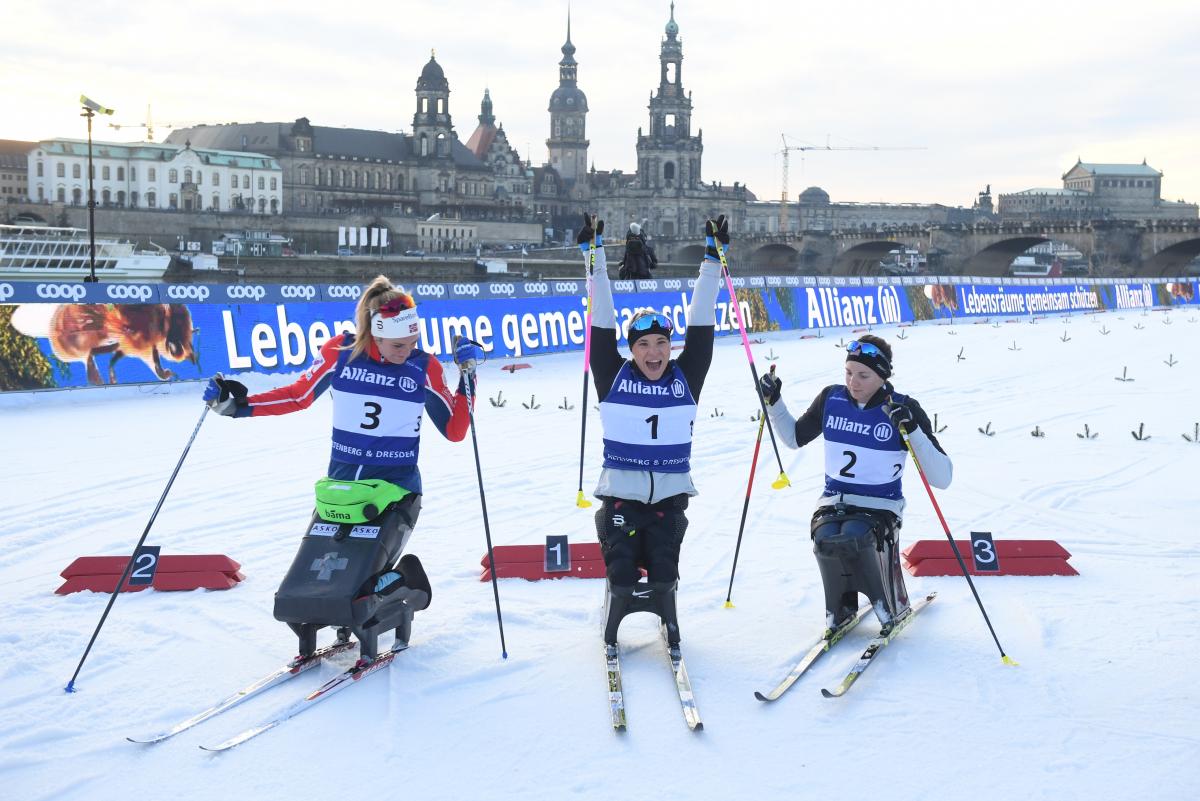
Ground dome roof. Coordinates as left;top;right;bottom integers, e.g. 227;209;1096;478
417;54;448;92
798;186;830;205
549;85;589;113
665;2;679;37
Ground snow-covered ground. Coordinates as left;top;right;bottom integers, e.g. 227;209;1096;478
2;307;1197;801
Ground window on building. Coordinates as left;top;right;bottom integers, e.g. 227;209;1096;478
130;167;136;181
298;166;308;185
168;169;177;183
101;165;110;180
57;187;65;201
72;164;81;179
37;162;44;177
666;62;677;84
116;190;125;206
257;176;265;190
231;174;238;189
374;171;381;190
102;189;111;205
300;193;308;207
338;169;345;187
196;171;202;185
243;174;250;188
169;193;178;209
148;167;156;181
420;135;429;157
270;177;277;190
213;172;219;186
184;169;192;183
38;186;45;201
116;166;124;181
259;197;266;212
212;194;220;211
270;198;278;213
55;163;64;177
130;191;138;207
664;162;676;181
437;98;445;114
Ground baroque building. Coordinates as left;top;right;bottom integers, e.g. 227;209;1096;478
167;54;527;223
999;160;1198;221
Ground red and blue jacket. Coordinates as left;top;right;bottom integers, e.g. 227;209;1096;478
236;333;472;493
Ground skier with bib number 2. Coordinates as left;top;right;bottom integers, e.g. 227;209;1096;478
757;334;952;632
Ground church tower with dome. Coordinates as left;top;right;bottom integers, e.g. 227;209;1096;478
413;52;454;160
635;2;703;193
546;13;589;184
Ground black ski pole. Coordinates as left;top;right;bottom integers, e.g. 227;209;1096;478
898;420;1016;666
724;364;775;608
455;337;508;659
66;404;210;692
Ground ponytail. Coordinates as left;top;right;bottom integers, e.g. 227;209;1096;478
346;275;406;361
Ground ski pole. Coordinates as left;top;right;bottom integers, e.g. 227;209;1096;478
711;236;789;489
897;421;1017;666
724;364;775;608
455;336;509;659
575;214;597;509
66;403;210;692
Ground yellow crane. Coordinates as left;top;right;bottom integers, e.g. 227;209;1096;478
107;105;207;142
778;135;926;233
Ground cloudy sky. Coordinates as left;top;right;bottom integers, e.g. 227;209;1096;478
5;0;1197;208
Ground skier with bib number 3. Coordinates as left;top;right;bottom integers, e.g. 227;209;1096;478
577;212;725;657
201;275;483;662
757;335;952;633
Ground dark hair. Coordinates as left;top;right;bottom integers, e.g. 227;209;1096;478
855;334;892;364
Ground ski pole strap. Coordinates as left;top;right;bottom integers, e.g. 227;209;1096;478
314;478;410;524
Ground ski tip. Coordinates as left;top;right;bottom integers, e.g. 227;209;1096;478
723;600;735;609
753;691;769;702
820;688;839;699
691;722;705;732
1002;654;1019;667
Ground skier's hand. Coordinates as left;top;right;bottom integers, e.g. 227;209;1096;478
758;371;782;406
704;215;730;262
454;338;483;374
576;213;604;252
884;398;914;432
204;375;248;416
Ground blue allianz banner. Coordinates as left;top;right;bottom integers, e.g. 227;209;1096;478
0;274;1192;392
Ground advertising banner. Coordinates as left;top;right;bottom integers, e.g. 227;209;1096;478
0;275;1192;392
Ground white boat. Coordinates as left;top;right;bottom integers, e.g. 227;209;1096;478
0;225;170;281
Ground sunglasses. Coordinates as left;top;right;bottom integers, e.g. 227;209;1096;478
629;312;674;333
377;293;416;317
846;340;890;366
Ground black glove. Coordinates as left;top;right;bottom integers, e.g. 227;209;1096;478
704;215;730;262
758;371;781;406
203;375;248;416
576;213;604;249
884;398;915;431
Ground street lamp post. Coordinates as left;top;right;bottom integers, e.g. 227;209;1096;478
79;96;114;283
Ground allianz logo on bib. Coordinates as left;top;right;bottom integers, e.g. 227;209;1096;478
0;283;14;302
166;284;210;301
106;284;154;301
671;379;685;398
827;414;894;442
616;378;671;396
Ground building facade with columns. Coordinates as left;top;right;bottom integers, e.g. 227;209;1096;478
999;160;1198;221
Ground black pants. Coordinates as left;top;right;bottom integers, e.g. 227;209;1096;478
594;495;688;585
810;505;909;626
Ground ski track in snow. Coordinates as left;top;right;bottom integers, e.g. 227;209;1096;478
1;307;1199;800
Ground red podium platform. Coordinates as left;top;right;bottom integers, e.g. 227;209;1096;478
480;543;606;581
902;540;1077;577
56;555;244;595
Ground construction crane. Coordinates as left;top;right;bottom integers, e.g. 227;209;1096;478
108;105;207;142
778;135;926;233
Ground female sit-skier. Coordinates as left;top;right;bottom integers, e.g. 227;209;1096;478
203;275;481;660
758;334;952;633
577;213;727;656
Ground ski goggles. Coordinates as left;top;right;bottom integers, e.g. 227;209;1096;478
629;312;674;333
371;292;420;338
845;340;892;376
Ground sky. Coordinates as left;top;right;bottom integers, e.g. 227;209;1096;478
4;0;1198;208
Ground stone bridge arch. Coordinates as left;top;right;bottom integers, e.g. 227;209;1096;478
832;236;925;275
748;243;800;269
1141;237;1200;276
964;236;1051;276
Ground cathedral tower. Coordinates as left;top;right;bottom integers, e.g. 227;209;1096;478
636;3;703;192
546;13;589;183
